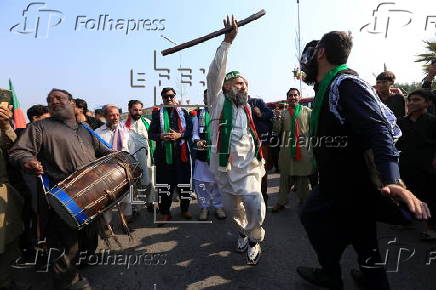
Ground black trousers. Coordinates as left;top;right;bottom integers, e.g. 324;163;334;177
38;186;98;289
155;161;192;215
401;168;436;227
300;187;390;289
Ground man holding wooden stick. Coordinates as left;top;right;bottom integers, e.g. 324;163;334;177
206;15;266;265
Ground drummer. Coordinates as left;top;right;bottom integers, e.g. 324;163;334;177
10;89;111;290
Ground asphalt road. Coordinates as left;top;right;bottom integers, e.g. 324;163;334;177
13;173;436;290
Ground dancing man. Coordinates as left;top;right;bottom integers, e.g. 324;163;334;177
207;16;265;265
296;31;430;290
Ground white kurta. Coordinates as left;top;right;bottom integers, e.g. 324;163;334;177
207;42;265;195
95;124;130;152
206;41;265;243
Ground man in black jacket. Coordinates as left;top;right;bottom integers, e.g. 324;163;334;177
247;96;274;204
148;88;193;223
296;31;430;290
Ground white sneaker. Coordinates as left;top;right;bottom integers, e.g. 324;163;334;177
246;243;261;265
198;208;209;221
236;235;249;253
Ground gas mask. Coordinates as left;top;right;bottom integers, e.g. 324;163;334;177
300;40;319;85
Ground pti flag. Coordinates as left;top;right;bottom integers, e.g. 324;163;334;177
9;79;26;129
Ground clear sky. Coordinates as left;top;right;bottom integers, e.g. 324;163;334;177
1;0;435;118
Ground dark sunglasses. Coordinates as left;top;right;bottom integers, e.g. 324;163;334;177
162;94;176;99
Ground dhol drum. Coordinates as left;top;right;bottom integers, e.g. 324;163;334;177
46;151;142;229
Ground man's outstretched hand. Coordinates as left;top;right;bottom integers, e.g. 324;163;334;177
381;184;431;220
224;15;238;44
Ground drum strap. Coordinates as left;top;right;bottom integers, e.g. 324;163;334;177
81;123;113;149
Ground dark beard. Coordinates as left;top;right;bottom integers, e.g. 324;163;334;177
131;114;141;120
225;87;248;106
50;105;75;121
301;57;319;86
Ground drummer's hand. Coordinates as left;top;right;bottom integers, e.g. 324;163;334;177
381;184;431;220
224;15;238;44
23;159;44;175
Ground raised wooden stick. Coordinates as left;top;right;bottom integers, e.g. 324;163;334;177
161;9;266;56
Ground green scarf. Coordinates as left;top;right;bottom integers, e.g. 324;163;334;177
310;64;348;138
219;98;233;167
218;98;261;167
141;116;156;164
289;104;301;159
163;108;173;164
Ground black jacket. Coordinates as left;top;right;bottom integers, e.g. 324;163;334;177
247;98;274;144
148;108;192;165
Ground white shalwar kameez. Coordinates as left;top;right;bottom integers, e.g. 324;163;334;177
207;41;266;243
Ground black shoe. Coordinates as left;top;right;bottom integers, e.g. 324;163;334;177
350;269;390;290
296;266;343;290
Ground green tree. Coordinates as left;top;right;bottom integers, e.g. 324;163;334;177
395;82;436;95
395;82;422;95
415;40;436;72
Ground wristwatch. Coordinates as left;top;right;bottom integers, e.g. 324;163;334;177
385;178;407;189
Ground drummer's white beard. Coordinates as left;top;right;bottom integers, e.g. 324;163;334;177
225;87;248;106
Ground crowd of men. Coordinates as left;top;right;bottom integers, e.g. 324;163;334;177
0;16;435;290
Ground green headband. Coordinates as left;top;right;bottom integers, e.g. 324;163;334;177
224;71;243;82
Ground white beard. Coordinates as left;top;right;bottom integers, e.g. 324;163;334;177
226;86;248;106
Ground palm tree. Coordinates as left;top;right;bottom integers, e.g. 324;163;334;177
415;40;436;71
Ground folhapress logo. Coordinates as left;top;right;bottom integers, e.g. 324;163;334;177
10;2;64;39
10;2;166;39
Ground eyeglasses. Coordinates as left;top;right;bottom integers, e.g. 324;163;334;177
162;94;176;99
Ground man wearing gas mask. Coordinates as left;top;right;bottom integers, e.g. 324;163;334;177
296;31;431;290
